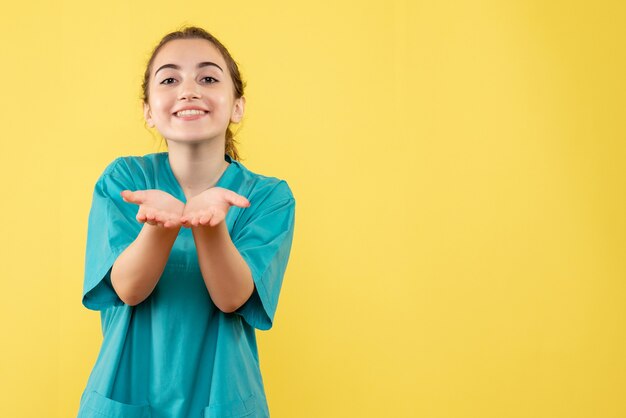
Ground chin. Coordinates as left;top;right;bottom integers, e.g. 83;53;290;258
168;135;222;144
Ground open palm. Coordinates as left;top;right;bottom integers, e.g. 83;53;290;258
121;189;186;228
181;187;250;228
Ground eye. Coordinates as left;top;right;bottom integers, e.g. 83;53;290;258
202;76;218;84
160;77;176;85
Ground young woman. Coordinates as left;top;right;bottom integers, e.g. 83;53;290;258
77;26;296;418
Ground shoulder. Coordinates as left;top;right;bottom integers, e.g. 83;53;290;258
234;160;295;207
230;162;296;237
104;153;161;176
98;153;164;184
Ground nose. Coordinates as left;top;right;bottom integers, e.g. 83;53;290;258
177;78;202;100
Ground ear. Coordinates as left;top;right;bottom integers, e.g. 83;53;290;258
230;96;246;124
143;102;155;128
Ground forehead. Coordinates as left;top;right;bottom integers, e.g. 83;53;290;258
152;39;225;70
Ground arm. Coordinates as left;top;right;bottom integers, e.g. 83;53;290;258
191;221;254;313
111;224;180;306
110;188;186;306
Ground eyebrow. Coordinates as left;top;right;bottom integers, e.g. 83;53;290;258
154;61;224;77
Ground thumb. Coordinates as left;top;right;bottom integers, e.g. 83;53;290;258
225;191;250;208
121;190;145;204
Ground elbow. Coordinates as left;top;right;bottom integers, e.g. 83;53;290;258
116;288;143;307
111;274;147;307
219;301;240;314
219;296;247;314
123;295;143;307
220;288;254;314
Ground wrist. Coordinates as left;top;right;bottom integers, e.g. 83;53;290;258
141;222;182;238
191;220;228;241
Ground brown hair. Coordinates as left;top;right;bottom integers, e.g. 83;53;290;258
141;26;246;161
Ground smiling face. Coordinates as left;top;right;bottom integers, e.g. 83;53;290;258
143;38;245;144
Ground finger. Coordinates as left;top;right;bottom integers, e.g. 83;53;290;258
121;190;145;204
166;219;181;228
165;215;182;228
180;208;192;223
209;213;224;227
136;208;147;223
121;190;133;202
177;215;189;228
199;212;213;226
155;211;169;223
225;191;250;208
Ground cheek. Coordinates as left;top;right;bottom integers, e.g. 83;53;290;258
152;97;173;115
213;96;235;116
213;92;231;105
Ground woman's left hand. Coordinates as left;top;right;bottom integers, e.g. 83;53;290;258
181;187;250;228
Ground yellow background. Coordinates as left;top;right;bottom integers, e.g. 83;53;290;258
0;1;624;417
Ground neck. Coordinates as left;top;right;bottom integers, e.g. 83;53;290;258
165;139;230;196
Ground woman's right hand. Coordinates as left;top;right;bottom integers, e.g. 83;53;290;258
121;189;185;228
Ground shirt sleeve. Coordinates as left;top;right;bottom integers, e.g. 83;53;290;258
82;158;141;311
232;183;296;331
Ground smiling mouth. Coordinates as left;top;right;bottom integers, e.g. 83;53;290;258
174;111;208;120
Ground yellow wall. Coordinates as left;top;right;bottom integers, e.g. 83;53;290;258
0;1;624;417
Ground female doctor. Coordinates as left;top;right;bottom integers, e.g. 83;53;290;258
78;26;296;418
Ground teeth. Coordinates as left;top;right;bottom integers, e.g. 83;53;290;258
176;109;206;116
